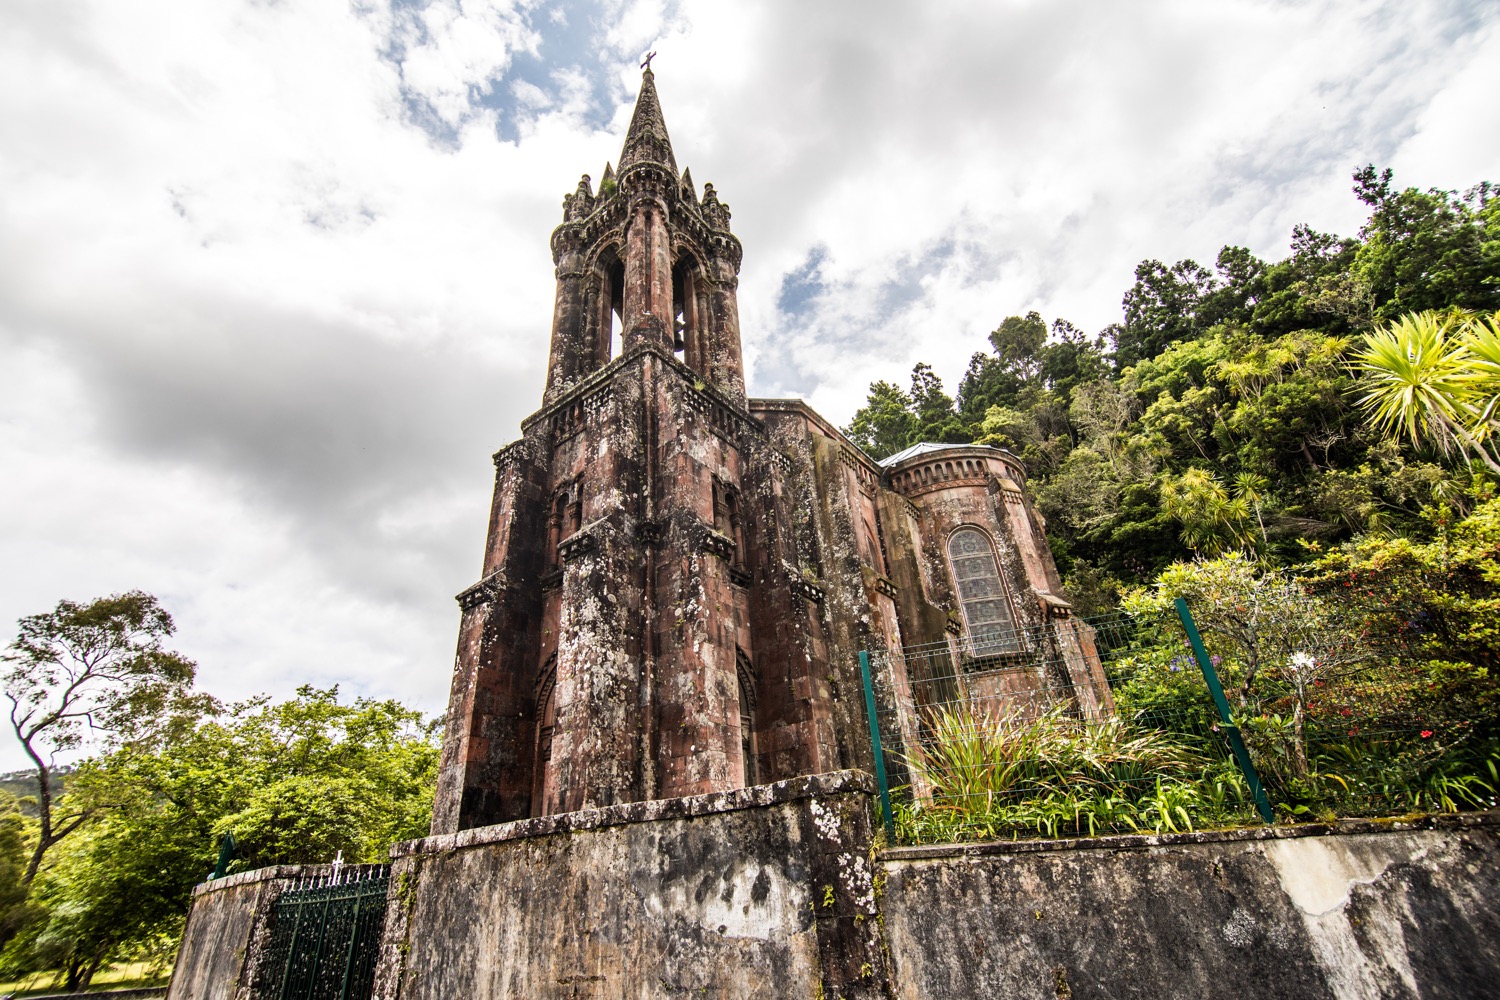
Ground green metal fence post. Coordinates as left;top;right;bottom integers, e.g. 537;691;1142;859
858;650;895;838
276;900;305;1000
338;892;362;1000
1174;598;1276;825
210;831;236;880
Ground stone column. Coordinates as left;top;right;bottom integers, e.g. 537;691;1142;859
622;194;673;350
544;235;588;403
706;256;746;403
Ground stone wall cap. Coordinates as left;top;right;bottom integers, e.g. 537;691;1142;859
189;863;338;898
878;809;1500;863
21;990;167;999
747;398;883;474
395;769;876;859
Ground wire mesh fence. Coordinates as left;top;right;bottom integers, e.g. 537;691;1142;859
861;600;1500;845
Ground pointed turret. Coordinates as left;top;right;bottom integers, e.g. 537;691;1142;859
679;166;697;203
618;68;677;176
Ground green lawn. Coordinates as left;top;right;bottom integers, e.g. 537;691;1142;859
0;960;169;995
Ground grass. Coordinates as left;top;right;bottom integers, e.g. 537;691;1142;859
892;701;1495;845
0;961;170;996
896;705;1262;843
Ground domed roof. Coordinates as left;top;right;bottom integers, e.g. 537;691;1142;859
878;441;1008;468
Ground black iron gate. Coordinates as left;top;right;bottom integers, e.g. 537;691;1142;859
260;866;391;1000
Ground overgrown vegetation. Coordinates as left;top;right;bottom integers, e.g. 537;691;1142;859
897;705;1260;842
866;165;1500;844
0;594;438;992
894;502;1500;844
845;166;1499;597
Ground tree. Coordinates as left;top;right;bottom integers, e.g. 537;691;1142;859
1351;167;1500;320
846;365;970;459
1126;555;1369;779
1159;469;1252;556
2;592;203;887
0;793;31;946
907;364;971;445
1117;258;1215;367
0;686;438;989
1353;310;1500;473
845;380;915;460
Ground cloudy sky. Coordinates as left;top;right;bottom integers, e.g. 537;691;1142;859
2;0;1497;769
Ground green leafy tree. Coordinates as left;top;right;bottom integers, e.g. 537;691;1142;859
2;592;205;888
1125;555;1367;780
907;363;971;445
1159;469;1252;556
1116;258;1216;367
1;686;438;989
844;380;915;460
0;793;31;947
1351;167;1500;320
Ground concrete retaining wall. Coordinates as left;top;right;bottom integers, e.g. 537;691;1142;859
166;779;1500;1000
371;770;888;1000
164;865;336;1000
879;815;1500;1000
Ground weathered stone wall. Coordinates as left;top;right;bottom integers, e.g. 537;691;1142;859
879;815;1500;1000
171;787;1498;1000
371;772;888;1000
165;865;333;1000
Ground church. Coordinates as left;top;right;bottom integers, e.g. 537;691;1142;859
165;65;1499;1000
429;65;1112;832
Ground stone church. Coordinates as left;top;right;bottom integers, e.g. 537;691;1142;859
429;67;1111;834
167;67;1496;1000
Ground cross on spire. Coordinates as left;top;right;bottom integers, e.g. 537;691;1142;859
640;51;656;71
618;57;676;174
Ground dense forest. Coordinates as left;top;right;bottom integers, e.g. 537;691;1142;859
844;167;1500;612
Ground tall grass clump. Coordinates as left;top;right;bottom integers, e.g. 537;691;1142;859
896;705;1260;844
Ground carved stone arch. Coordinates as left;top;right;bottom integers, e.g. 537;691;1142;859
736;647;758;787
588;241;627;366
532;653;558;816
736;647;757;709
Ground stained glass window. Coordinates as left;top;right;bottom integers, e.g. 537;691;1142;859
947;527;1018;652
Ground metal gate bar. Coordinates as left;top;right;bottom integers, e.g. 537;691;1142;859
260;871;390;1000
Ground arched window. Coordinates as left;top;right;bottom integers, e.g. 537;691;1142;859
532;655;557;817
946;527;1018;652
595;247;625;365
737;649;757;787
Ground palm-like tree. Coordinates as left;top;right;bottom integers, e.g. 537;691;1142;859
1353;310;1500;473
1161;468;1253;555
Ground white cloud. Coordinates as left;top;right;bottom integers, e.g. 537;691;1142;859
0;0;1495;770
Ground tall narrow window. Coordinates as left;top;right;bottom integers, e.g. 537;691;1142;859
532;656;557;817
598;251;625;365
946;527;1019;653
673;259;699;367
737;649;757;787
548;492;568;567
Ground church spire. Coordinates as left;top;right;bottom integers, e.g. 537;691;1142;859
618;65;677;176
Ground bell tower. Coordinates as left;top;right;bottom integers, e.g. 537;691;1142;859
432;68;793;833
543;66;745;405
